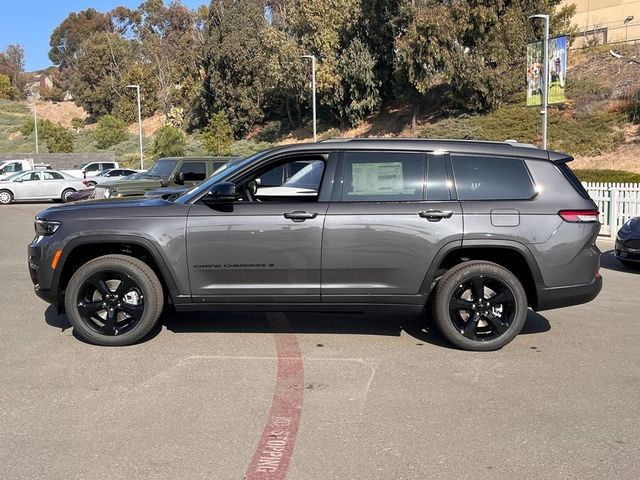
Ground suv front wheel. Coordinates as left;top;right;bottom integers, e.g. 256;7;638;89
432;261;527;351
64;254;164;346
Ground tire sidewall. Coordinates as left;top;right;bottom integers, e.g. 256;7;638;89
62;189;75;202
433;262;528;351
65;256;162;346
0;190;13;204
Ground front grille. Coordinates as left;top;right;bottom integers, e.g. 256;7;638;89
623;239;640;250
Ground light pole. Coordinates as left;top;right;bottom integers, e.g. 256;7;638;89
624;16;634;42
127;84;144;169
33;103;39;154
301;55;317;142
530;14;549;150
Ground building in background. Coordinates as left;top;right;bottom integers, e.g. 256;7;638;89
564;0;640;46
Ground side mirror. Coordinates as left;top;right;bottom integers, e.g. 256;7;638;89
15;177;23;183
174;172;185;186
204;182;236;203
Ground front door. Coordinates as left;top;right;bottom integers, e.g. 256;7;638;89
322;151;463;305
186;155;333;303
14;172;43;199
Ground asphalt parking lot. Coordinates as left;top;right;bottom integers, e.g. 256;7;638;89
1;203;639;480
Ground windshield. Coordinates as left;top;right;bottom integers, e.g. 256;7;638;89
3;171;24;182
174;154;262;203
143;159;178;179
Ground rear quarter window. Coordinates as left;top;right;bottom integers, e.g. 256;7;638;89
451;155;535;200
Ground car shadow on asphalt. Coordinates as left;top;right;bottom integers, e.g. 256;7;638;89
44;305;551;350
600;249;640;274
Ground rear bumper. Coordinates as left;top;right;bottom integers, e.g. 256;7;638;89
535;275;602;311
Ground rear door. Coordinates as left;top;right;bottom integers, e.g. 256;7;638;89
321;151;463;305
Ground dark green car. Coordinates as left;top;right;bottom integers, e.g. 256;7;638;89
92;157;236;199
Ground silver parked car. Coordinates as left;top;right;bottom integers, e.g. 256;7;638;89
84;168;141;187
0;170;86;204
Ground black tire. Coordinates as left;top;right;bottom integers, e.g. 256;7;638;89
0;189;13;205
432;261;527;351
61;188;75;203
64;254;164;346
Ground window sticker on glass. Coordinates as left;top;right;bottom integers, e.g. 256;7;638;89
351;162;411;195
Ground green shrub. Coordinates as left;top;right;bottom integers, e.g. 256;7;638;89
94;115;127;149
202;111;234;155
45;125;74;153
419;104;625;156
228;140;272;157
257;120;282;143
574;169;640;183
152;125;187;159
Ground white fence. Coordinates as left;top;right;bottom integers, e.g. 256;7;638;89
583;182;640;237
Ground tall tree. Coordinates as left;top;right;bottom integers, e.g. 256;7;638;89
67;32;134;118
200;0;270;136
49;9;114;68
0;44;25;91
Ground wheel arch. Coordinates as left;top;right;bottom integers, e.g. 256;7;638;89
55;236;181;307
421;240;543;310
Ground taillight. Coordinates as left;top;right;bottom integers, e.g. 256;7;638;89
558;210;600;223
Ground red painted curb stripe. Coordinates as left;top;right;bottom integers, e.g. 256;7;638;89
245;314;304;480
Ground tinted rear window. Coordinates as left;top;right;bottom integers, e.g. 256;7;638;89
557;163;590;199
451;155;535;200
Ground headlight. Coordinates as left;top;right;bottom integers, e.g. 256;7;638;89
35;218;61;235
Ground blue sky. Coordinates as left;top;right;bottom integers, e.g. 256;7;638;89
0;0;205;72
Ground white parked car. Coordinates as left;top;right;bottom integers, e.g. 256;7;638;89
62;161;119;179
0;170;86;204
83;168;141;186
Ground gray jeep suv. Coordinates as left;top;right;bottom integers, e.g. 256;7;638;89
28;139;602;350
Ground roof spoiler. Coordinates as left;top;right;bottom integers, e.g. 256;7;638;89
549;151;573;164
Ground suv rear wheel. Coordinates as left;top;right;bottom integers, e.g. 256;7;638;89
64;254;164;346
432;261;527;351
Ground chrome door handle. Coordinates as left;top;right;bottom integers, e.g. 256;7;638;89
283;211;318;222
418;210;453;221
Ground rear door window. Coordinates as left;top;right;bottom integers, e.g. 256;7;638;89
451;155;535;200
341;152;424;202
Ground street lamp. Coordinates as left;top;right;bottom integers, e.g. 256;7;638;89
127;84;144;169
32;103;39;154
301;55;317;142
529;14;550;150
624;16;634;42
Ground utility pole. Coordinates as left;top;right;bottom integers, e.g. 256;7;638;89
301;55;317;142
127;84;144;169
530;14;550;150
33;103;39;154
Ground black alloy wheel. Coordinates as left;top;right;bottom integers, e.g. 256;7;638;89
448;275;516;342
76;270;145;336
65;255;164;346
433;261;527;351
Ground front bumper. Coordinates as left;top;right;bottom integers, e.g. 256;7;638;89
535;274;603;311
615;239;640;263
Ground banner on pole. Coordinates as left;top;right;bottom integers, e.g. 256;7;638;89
526;35;568;106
